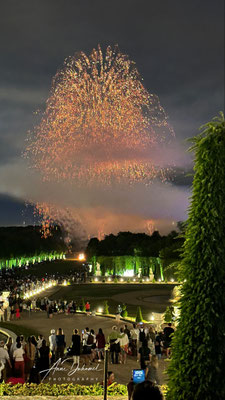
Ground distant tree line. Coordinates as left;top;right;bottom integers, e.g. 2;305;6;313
0;225;67;259
86;228;185;264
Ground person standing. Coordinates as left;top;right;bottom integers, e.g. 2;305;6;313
71;329;81;365
56;328;66;360
10;336;21;359
5;337;12;354
124;324;131;340
49;329;57;364
145;354;160;385
0;341;12;382
85;301;90;315
72;301;77;313
37;335;44;350
139;325;146;344
46;303;50;318
96;328;106;362
138;339;151;370
130;324;139;356
117;327;129;364
20;336;26;350
117;305;122;315
48;304;53;319
15;304;20;320
155;332;163;360
163;323;174;358
24;337;35;380
108;326;120;365
13;343;25;379
38;340;50;379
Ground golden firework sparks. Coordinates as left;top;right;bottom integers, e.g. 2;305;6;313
25;45;174;185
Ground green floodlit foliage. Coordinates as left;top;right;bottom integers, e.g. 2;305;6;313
0;382;128;396
86;232;184;278
166;113;225;400
81;298;86;312
164;306;174;324
103;300;109;314
0;252;65;270
121;303;128;317
136;306;143;323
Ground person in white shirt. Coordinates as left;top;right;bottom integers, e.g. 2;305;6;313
49;329;56;364
82;328;93;364
82;328;90;346
13;343;25;379
117;327;129;364
130;323;139;356
10;336;21;358
0;340;12;381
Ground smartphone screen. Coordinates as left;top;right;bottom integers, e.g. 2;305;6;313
133;369;145;384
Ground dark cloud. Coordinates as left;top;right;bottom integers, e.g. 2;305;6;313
0;193;34;226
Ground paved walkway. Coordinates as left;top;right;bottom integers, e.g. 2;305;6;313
8;307;169;386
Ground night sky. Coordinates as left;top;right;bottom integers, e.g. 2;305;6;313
0;0;224;237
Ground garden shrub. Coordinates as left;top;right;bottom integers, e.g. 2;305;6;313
103;300;109;314
135;306;143;323
81;298;86;312
164;306;174;323
121;303;128;318
0;382;127;396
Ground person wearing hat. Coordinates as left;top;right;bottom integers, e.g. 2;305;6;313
0;340;12;382
49;329;56;364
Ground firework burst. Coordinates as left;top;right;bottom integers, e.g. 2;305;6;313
26;44;174;185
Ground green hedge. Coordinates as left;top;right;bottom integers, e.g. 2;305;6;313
0;383;127;397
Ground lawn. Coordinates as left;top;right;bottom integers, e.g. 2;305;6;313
48;283;175;320
14;260;175;320
0;321;41;338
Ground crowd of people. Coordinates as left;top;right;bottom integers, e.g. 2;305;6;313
0;321;174;389
0;265;87;304
0;267;173;399
0;265;89;322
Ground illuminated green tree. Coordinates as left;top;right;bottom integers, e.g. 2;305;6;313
136;306;143;323
167;114;225;400
103;300;109;314
164;306;174;324
121;303;128;318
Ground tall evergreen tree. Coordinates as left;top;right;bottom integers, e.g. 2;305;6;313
136;306;143;323
167;114;225;400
